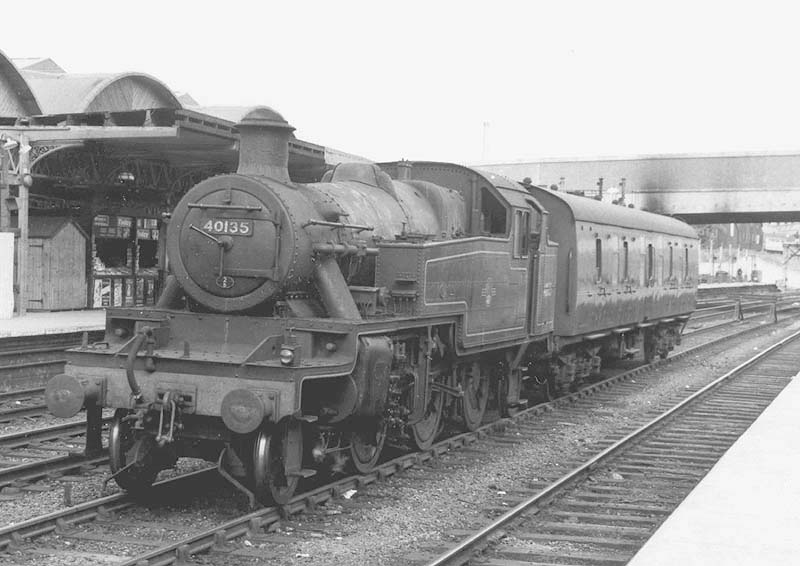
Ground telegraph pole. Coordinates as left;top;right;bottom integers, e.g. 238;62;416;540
0;149;9;231
0;133;31;315
17;134;29;315
0;141;13;318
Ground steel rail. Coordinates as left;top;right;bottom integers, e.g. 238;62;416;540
0;403;47;420
0;418;111;449
0;359;66;373
0;453;108;490
0;468;215;551
0;387;47;421
423;326;800;566
0;387;44;401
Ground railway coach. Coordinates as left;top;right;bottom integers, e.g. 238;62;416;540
44;106;699;505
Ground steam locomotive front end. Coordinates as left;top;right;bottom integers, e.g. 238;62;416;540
166;173;312;313
43;107;404;503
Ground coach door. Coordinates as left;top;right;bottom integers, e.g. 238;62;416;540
525;202;556;335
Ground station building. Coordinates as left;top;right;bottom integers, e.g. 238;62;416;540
0;51;366;316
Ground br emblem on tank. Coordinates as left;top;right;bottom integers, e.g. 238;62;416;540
481;279;496;307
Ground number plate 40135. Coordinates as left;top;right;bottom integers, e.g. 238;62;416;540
202;219;253;236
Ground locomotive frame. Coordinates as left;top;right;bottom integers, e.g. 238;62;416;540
45;107;698;505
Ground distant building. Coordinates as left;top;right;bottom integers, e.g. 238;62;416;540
12;58;65;73
697;223;763;252
762;222;800;253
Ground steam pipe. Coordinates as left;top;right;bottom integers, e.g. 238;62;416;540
156;274;182;308
314;256;362;320
126;328;150;403
312;243;379;256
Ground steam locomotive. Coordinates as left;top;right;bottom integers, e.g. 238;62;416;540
45;107;698;504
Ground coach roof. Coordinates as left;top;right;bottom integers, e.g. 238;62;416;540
528;184;697;238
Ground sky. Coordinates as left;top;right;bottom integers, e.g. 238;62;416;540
3;1;800;164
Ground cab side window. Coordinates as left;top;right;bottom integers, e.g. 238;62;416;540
481;187;507;235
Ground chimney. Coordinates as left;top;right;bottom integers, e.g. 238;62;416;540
236;106;295;183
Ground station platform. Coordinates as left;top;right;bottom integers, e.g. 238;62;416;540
697;282;781;299
0;309;105;338
628;368;800;565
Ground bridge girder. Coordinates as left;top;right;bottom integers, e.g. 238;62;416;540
481;152;800;224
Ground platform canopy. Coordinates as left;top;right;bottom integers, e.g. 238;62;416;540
21;70;181;115
0;50;41;117
0;50;369;186
0;51;371;316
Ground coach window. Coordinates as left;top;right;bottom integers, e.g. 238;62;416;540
481;187;507;236
514;210;530;258
683;246;690;281
622;241;629;281
646;243;655;285
595;238;603;282
668;245;674;279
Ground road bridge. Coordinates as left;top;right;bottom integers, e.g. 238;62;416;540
480;152;800;224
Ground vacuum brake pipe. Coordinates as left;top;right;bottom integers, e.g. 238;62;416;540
126;327;152;403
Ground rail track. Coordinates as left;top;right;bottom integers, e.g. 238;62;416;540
418;328;800;566
687;292;800;335
0;419;110;491
0;330;104;391
0;387;46;421
1;312;798;565
0;299;785;495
